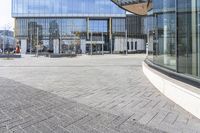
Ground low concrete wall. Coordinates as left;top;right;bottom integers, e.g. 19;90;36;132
143;62;200;119
0;54;21;58
46;54;77;58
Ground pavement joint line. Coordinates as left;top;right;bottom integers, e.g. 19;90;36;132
152;100;161;109
117;114;135;128
146;112;159;125
21;115;54;129
172;114;179;125
63;114;89;128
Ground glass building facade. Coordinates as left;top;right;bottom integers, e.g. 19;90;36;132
12;0;125;17
146;0;200;80
12;0;126;53
0;30;16;51
112;0;200;81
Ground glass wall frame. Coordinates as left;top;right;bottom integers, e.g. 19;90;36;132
148;0;200;79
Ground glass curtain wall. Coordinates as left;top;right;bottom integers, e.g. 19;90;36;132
15;18;126;53
112;18;126;53
152;0;176;70
177;0;199;77
15;18;87;52
12;0;125;17
198;1;200;77
146;16;154;61
88;20;108;53
148;0;200;79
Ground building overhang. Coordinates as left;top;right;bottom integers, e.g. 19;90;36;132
111;0;152;16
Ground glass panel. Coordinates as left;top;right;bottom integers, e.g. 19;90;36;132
147;0;200;79
135;41;137;50
112;18;125;33
177;0;199;77
89;20;107;33
131;42;134;50
12;0;125;17
146;16;154;61
127;41;129;50
152;0;176;70
196;0;200;78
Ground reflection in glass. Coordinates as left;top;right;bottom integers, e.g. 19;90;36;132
15;18;125;54
148;0;200;78
152;0;176;70
12;0;125;17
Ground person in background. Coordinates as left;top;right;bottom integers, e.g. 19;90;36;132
15;44;20;53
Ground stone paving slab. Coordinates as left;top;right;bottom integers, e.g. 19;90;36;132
0;77;162;133
0;54;200;133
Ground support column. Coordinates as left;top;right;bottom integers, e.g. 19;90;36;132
192;0;197;76
87;18;90;40
91;32;93;55
125;29;128;55
102;32;104;55
109;18;112;54
21;39;27;54
36;27;39;57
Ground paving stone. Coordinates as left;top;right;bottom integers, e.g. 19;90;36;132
139;111;159;125
33;122;53;133
65;125;86;133
23;125;41;133
53;126;70;133
0;126;8;133
0;55;199;132
9;126;26;133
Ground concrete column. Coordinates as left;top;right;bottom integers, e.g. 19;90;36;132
102;32;104;55
91;32;93;55
125;29;128;55
53;39;59;54
192;0;198;76
21;39;27;54
87;18;90;40
109;18;112;54
81;39;86;54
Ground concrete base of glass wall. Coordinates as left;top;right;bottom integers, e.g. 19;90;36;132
143;62;200;119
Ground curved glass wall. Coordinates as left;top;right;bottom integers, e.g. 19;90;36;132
147;0;200;79
152;0;176;70
12;0;125;17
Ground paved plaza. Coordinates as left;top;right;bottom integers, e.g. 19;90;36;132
0;54;200;133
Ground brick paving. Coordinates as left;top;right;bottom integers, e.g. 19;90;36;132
0;77;162;133
0;54;200;133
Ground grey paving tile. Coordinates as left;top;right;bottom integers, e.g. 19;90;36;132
0;55;199;133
